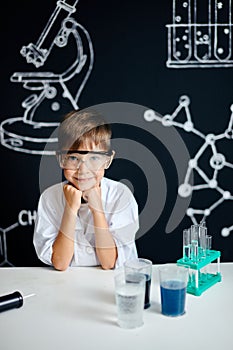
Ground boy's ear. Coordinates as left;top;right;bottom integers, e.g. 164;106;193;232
105;150;115;169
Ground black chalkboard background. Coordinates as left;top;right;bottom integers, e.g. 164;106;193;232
0;0;232;266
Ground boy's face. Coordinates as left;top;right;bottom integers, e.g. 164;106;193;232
63;142;112;192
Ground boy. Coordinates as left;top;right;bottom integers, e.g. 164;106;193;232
33;110;139;270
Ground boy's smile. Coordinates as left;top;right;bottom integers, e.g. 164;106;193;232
64;164;104;191
75;174;97;191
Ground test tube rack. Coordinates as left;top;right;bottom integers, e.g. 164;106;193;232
177;250;221;296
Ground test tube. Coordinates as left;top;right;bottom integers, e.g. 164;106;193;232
199;225;207;259
183;229;191;261
190;225;199;263
206;235;212;253
206;234;213;278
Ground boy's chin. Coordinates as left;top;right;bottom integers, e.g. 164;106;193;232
77;178;97;191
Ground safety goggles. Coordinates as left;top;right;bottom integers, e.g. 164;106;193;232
57;150;113;171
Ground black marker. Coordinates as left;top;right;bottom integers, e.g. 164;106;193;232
0;291;35;313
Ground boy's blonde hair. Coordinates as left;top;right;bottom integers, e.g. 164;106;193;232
58;110;112;150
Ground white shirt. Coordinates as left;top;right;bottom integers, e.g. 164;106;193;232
33;177;138;268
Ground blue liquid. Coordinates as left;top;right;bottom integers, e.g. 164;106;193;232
160;280;186;316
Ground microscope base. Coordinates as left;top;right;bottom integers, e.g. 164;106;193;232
0;117;59;155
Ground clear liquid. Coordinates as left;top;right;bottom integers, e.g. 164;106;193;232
116;284;144;328
191;240;198;262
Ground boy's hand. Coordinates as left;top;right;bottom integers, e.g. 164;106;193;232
63;183;82;212
83;185;103;213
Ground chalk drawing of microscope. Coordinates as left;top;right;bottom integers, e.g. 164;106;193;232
166;0;233;68
0;0;94;155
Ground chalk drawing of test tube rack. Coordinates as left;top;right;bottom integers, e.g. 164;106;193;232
166;0;233;68
0;0;94;155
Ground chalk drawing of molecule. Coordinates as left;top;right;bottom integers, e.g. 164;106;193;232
144;95;233;237
0;210;37;266
0;223;19;266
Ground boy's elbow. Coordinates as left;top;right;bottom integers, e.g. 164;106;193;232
101;261;116;270
51;255;69;271
53;263;69;271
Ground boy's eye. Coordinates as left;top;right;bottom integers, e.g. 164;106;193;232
90;155;101;161
67;155;78;162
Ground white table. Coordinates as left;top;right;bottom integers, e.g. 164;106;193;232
0;264;232;350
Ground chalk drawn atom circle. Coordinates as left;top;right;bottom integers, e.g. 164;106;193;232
162;115;173;127
221;228;230;237
206;134;215;145
51;102;60;111
209;179;218;188
179;95;190;107
186;208;193;216
184;121;193;132
224;129;233;139
189;159;197;168
144;109;156;122
223;191;231;199
178;183;192;197
210;153;225;170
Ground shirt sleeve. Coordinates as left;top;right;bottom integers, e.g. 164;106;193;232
33;191;61;266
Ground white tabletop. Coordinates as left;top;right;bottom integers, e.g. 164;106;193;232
0;263;232;350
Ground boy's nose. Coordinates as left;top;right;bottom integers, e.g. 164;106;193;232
77;160;89;171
